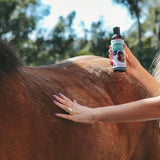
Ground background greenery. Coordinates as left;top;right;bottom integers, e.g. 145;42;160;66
0;0;160;72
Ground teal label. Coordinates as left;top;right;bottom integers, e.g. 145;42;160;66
111;39;126;70
113;43;124;51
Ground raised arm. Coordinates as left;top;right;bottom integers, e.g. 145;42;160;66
123;45;160;96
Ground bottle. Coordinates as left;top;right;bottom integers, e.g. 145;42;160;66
111;27;126;72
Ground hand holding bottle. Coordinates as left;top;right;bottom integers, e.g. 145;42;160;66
109;44;160;96
109;43;142;77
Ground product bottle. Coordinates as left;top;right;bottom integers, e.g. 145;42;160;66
111;27;126;72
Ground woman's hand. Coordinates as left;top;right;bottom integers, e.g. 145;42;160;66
109;44;142;77
53;93;96;123
109;44;160;96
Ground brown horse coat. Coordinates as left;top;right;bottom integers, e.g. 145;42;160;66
0;40;159;160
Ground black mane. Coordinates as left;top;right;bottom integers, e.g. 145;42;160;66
0;39;22;75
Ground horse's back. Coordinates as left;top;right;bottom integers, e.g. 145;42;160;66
1;55;159;160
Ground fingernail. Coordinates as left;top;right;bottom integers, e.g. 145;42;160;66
109;50;112;55
59;93;62;96
53;95;57;98
73;99;77;103
53;100;57;103
110;60;113;66
55;113;59;116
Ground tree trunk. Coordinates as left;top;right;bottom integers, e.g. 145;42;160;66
137;16;143;53
155;0;160;49
136;0;143;62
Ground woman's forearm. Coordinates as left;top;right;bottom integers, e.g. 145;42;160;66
93;96;160;122
134;66;160;96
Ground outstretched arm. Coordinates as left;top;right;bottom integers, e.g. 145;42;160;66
94;96;160;122
53;93;160;123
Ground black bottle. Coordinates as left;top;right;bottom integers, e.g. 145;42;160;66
111;27;126;72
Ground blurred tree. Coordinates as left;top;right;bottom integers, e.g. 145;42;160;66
89;20;111;57
125;0;160;71
47;11;77;63
78;21;89;51
77;49;93;56
140;0;160;49
126;31;156;71
80;21;89;42
156;0;160;49
150;0;160;49
1;0;159;72
112;0;146;62
0;0;50;65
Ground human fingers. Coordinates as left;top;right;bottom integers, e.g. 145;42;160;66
59;93;74;104
108;45;113;56
53;95;66;104
54;93;75;106
53;100;70;113
108;48;113;66
110;60;113;66
108;46;112;53
109;52;113;59
55;113;74;121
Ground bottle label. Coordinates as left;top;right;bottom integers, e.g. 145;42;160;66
111;39;126;70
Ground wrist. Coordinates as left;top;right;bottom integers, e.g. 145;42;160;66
92;108;99;122
133;65;159;96
132;63;144;79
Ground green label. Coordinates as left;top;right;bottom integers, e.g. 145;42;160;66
113;43;123;51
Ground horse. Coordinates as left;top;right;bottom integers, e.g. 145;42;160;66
0;39;159;160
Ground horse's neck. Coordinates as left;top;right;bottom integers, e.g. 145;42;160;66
0;71;29;105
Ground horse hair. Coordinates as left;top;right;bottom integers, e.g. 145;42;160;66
0;39;22;75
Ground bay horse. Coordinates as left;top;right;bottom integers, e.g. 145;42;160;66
0;39;159;160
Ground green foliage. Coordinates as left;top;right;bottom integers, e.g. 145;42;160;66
0;0;50;65
0;0;159;73
46;11;77;63
114;0;160;71
77;49;93;56
112;0;145;18
89;21;110;57
0;0;37;41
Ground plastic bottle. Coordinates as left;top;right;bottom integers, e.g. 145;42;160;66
111;27;126;72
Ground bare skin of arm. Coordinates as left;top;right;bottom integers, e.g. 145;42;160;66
94;96;160;122
122;45;160;96
53;45;160;123
53;93;160;123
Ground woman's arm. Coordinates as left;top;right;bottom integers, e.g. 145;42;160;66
110;44;160;96
53;94;160;123
133;66;160;96
124;45;160;96
94;96;160;122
